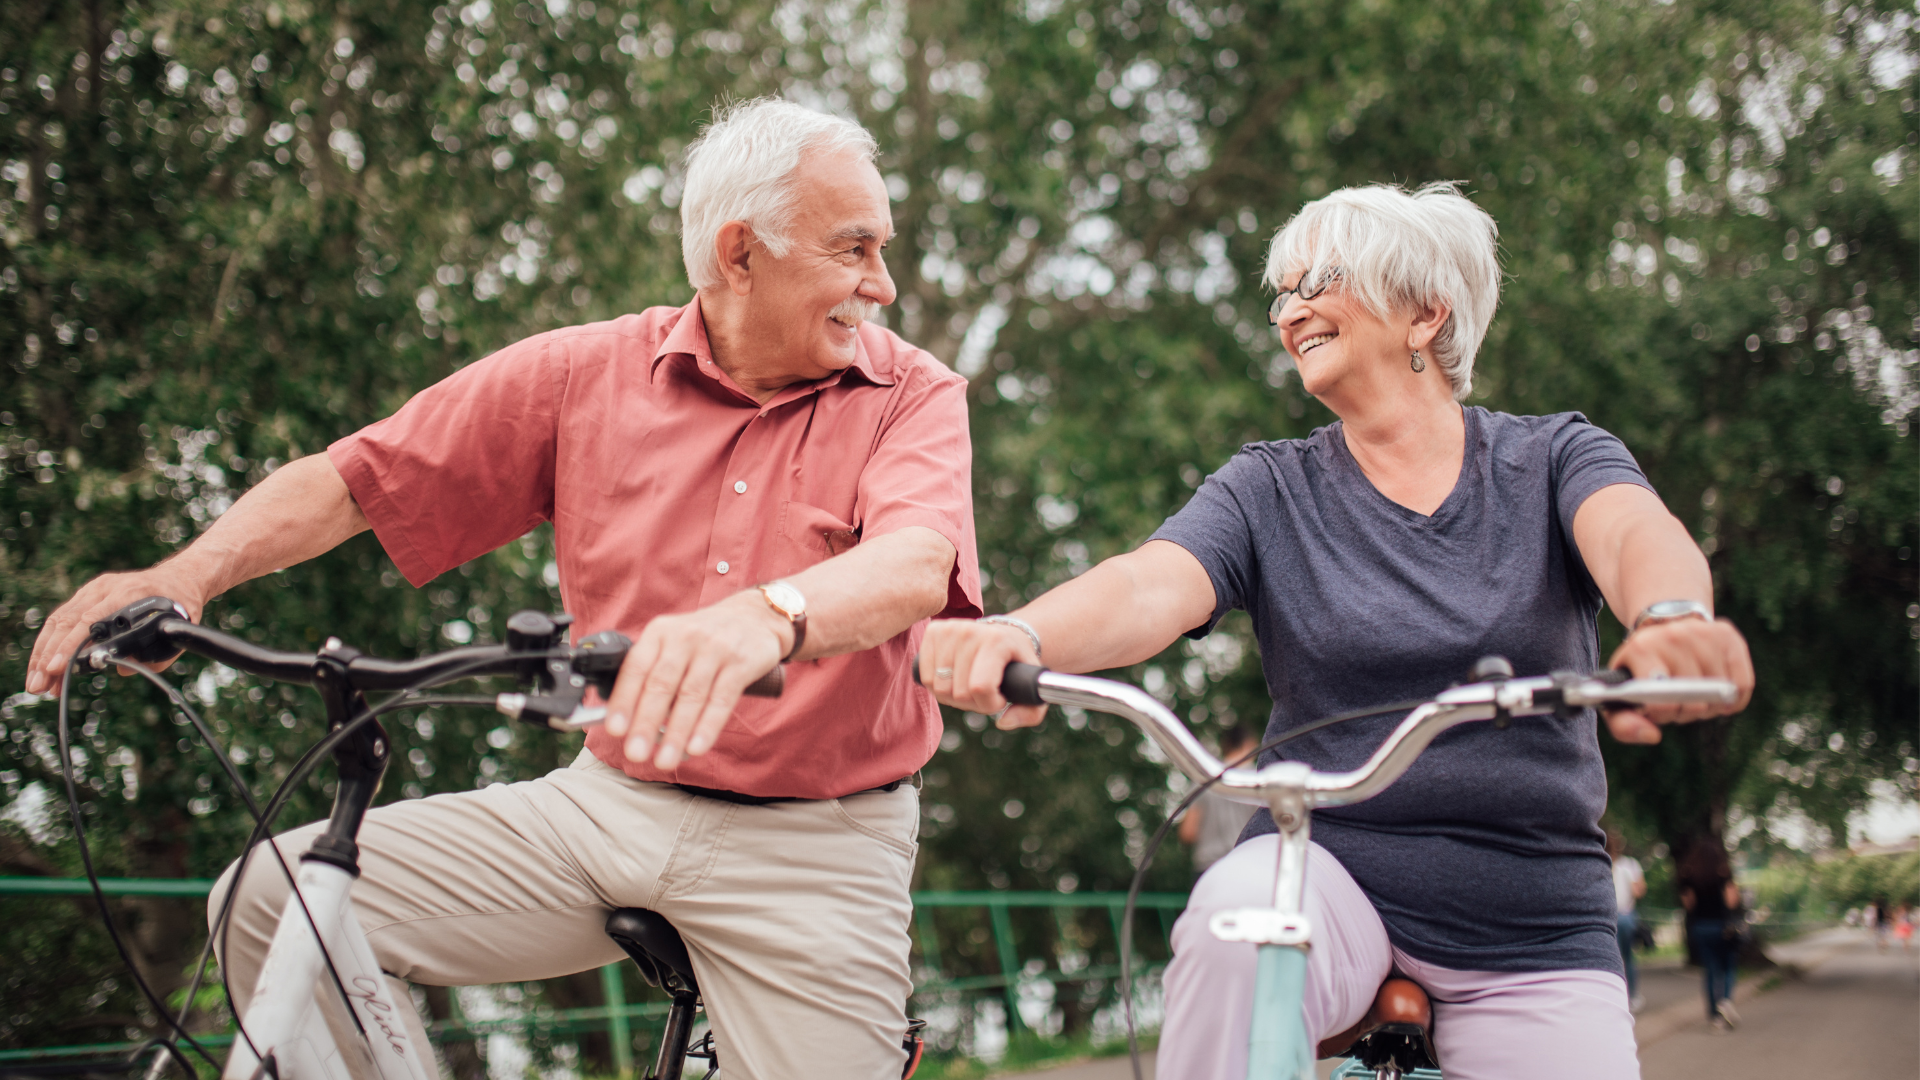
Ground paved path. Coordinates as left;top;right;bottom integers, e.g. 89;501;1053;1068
999;929;1918;1079
1638;928;1918;1079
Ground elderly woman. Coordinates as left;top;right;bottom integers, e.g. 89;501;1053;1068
922;182;1753;1078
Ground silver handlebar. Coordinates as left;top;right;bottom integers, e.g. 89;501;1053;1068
1033;670;1738;810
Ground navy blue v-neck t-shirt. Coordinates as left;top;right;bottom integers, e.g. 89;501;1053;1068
1150;407;1652;975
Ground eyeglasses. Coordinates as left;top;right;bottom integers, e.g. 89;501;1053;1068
1267;267;1343;325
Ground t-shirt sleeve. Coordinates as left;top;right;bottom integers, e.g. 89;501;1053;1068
327;333;561;586
1550;414;1655;538
853;365;983;619
1148;450;1264;638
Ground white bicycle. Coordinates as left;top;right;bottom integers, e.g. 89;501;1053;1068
956;656;1736;1080
68;597;783;1080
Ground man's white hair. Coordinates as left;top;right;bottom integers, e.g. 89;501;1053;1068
679;97;879;290
1263;182;1500;401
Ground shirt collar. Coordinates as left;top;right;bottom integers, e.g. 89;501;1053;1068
650;295;897;391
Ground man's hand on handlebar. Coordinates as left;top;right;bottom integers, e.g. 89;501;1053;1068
1603;617;1755;745
24;568;210;695
603;590;792;769
919;618;1047;730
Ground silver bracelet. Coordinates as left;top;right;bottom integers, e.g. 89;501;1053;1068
978;614;1043;662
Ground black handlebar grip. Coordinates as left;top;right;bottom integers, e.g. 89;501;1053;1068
743;666;784;698
1000;662;1047;706
907;655;1049;705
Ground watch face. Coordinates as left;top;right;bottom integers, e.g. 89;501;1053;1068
762;582;806;618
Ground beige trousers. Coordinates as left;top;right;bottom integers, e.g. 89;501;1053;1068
209;750;920;1080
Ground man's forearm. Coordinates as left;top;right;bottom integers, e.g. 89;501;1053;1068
781;525;956;659
168;453;371;599
25;453;372;693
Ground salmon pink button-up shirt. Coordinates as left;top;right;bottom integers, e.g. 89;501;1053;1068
328;297;981;799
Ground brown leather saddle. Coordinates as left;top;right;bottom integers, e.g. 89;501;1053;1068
1315;976;1441;1073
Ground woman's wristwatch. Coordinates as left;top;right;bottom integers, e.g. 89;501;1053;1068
1631;599;1712;632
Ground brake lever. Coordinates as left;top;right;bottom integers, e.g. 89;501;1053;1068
85;596;191;668
496;660;785;731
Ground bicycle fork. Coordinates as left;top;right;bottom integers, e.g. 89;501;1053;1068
1208;762;1316;1080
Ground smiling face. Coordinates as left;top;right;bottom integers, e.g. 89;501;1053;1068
738;147;897;382
1272;266;1417;401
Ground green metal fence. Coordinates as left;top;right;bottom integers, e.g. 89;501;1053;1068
0;878;1188;1072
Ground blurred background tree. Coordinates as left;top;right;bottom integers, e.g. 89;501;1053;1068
2;0;1913;1062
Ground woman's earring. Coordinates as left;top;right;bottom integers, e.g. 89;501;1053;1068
1410;349;1427;373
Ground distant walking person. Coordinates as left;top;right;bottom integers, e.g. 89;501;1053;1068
1679;845;1743;1033
1178;725;1261;874
1608;831;1647;1013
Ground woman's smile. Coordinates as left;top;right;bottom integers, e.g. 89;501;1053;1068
1296;331;1338;356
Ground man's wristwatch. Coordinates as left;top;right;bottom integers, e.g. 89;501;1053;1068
757;582;808;661
1631;599;1712;632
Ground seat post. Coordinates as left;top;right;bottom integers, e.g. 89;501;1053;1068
649;990;700;1080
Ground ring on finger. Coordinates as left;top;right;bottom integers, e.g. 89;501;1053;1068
935;667;955;679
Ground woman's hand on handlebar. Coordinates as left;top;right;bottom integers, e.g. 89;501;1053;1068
1603;617;1755;744
24;569;209;694
919;619;1047;730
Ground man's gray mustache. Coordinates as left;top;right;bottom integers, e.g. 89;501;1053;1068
829;296;878;326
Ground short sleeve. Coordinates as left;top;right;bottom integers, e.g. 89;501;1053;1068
1148;450;1265;638
1551;415;1655;537
328;334;561;586
853;364;983;619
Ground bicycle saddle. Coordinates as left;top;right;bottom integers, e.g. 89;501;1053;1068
605;908;699;995
1316;976;1439;1072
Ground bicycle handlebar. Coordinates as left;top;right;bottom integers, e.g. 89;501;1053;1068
83;597;783;730
917;658;1736;810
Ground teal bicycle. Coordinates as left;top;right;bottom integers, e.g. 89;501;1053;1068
980;658;1736;1080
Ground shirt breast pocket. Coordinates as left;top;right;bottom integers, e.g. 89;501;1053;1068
776;500;860;575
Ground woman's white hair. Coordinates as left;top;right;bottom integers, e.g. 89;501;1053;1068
679;97;879;290
1263;182;1500;401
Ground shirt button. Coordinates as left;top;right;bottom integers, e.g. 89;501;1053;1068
734;480;748;494
716;561;730;575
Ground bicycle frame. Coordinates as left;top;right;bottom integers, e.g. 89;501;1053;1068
78;600;656;1080
223;861;432;1080
1020;664;1735;1080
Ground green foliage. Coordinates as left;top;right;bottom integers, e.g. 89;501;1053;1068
1;0;1913;1058
1812;849;1920;908
1749;849;1920;913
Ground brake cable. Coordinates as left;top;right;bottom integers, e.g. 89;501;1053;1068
57;642;571;1077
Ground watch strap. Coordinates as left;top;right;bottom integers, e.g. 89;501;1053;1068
782;612;807;663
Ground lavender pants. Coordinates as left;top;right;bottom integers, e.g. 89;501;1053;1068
1159;837;1638;1080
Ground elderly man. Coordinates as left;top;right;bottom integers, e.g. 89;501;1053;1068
25;98;978;1078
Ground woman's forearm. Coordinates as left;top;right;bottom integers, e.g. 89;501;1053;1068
1011;539;1217;673
1572;483;1713;628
